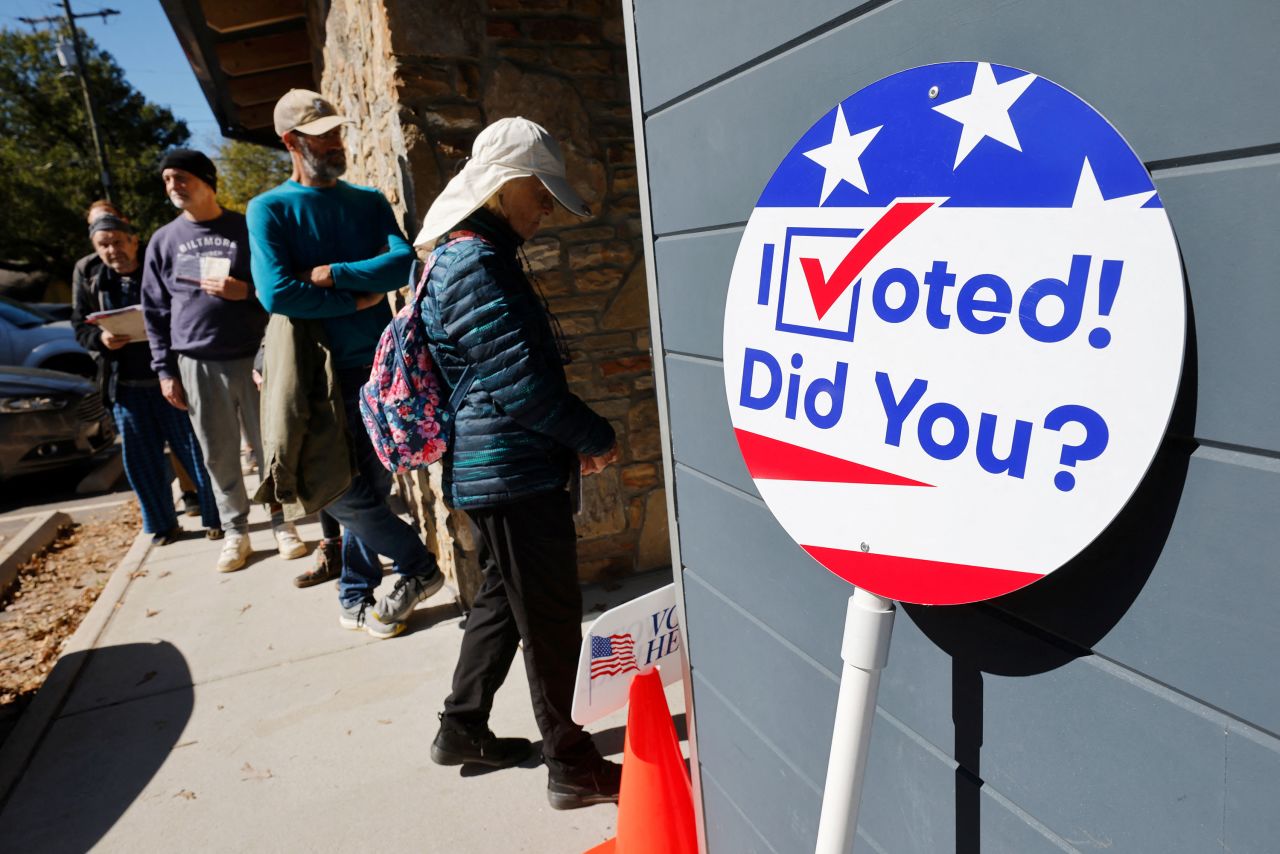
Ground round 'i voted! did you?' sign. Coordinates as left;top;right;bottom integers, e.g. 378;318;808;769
723;62;1185;606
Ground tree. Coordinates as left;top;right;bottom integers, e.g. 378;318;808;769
214;139;291;213
0;27;189;283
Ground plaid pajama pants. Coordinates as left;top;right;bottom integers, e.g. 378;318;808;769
112;383;220;534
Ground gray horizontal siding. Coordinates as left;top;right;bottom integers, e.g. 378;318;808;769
642;0;1280;234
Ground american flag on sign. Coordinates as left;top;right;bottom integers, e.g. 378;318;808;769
589;633;638;680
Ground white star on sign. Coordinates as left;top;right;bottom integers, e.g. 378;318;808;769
932;62;1037;169
803;104;882;204
1071;157;1158;209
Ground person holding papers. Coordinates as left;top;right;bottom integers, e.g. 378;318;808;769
142;149;306;572
71;214;220;545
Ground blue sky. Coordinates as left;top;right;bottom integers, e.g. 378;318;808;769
5;0;221;147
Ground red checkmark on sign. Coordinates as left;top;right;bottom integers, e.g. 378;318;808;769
798;200;935;320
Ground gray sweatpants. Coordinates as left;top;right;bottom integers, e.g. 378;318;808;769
177;354;264;534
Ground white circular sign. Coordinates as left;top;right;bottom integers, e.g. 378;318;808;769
723;62;1185;605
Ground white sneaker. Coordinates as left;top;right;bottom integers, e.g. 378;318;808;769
217;532;252;573
273;522;307;560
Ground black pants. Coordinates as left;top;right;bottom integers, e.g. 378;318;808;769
442;490;595;770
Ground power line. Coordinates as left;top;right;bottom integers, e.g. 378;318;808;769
17;4;120;201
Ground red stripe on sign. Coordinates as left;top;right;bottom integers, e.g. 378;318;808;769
735;429;932;487
799;200;935;319
802;545;1045;605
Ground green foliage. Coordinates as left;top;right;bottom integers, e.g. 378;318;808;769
214;138;291;214
0;27;189;278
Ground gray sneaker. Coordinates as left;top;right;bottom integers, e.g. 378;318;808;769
338;601;404;640
372;571;445;624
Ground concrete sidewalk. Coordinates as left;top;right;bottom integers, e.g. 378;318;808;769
0;498;680;853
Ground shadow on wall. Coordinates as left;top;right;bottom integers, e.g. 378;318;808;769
902;274;1199;854
0;641;193;853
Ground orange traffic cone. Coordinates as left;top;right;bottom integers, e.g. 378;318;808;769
585;669;697;854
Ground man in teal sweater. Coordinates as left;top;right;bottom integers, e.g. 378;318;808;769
247;89;443;638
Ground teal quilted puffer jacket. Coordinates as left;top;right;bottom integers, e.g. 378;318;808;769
420;208;615;509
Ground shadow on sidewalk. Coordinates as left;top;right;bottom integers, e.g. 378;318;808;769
0;641;193;853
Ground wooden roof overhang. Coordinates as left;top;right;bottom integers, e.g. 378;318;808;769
159;0;323;148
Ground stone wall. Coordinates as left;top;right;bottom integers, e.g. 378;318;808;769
317;0;669;600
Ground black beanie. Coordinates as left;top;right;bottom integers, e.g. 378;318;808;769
159;148;217;191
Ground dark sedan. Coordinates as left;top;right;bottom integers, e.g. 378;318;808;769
0;366;116;481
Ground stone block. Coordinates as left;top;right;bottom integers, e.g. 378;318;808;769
600;355;652;378
590;398;632;420
621;463;660;491
560;314;597;336
569;240;634;270
602;264;649;330
628;397;662;460
611;168;638;194
638;488;671;570
527;18;601;44
488;0;566;9
577;77;622;103
576;268;626;292
564;362;595;383
497;47;543;65
544;47;614;76
576;468;626;539
547;294;608;314
523;236;561;272
486;18;522;40
386;0;483;58
423;103;485;134
560;225;617;243
577;332;634;353
607;140;635;166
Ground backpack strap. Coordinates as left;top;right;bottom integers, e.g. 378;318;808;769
415;233;489;416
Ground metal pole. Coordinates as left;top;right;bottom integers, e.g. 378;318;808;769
814;588;895;854
59;0;113;201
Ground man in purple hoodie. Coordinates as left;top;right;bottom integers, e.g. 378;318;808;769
142;148;306;572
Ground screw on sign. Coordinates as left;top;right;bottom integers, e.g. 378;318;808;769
723;62;1185;606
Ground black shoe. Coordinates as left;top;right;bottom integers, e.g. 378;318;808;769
430;715;533;769
152;526;181;547
181;491;200;517
294;539;341;588
547;757;622;810
205;527;224;541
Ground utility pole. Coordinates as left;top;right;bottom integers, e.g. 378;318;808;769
18;4;120;201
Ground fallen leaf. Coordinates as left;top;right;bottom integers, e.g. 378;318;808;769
239;604;251;616
377;719;392;725
145;609;159;618
130;570;148;579
241;762;274;781
158;570;172;579
174;789;197;800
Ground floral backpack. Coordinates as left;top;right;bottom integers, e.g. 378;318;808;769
359;234;482;473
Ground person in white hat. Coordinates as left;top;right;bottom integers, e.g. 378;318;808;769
417;117;621;809
246;89;446;637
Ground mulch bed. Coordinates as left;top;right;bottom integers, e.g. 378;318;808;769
0;502;141;746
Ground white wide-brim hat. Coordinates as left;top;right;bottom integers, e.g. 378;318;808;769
413;116;590;248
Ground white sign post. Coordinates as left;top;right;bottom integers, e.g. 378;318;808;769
572;583;684;725
722;62;1186;852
